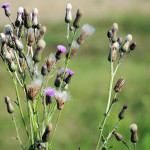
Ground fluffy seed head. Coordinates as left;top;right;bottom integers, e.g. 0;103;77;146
32;8;38;15
65;3;72;23
27;78;42;101
55;91;71;110
77;24;95;44
126;34;132;43
18;7;24;14
112;23;118;34
130;124;137;133
4;25;13;35
37;39;46;50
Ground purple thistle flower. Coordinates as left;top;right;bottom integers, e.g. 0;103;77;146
57;45;66;53
62;68;70;74
1;3;10;8
44;87;56;98
69;71;74;76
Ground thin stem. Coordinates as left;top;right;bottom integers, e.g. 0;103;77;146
100;120;120;149
8;16;17;33
12;114;24;150
48;111;61;150
122;140;132;150
134;143;136;150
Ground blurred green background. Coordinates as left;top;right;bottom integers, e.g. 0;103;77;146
0;0;150;149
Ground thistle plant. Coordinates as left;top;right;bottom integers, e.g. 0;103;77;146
0;3;95;150
95;23;138;150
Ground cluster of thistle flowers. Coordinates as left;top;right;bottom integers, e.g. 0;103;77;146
95;23;138;150
0;3;95;150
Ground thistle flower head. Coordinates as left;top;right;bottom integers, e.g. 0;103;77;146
112;130;123;141
73;8;83;28
45;53;56;72
118;104;128;120
38;26;46;39
4;25;13;35
69;70;75;76
77;24;95;44
27;78;42;101
1;3;10;8
62;68;70;74
125;34;132;42
114;77;125;93
130;42;137;51
5;96;14;114
57;45;67;53
44;87;56;98
55;91;71;110
41;65;47;76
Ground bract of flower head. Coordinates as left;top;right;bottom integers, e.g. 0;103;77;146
57;45;67;53
1;3;10;8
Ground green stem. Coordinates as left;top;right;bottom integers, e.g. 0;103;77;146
100;120;120;149
134;143;136;150
12;114;24;150
48;111;61;150
122;140;133;150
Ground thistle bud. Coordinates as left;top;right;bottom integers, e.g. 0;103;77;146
33;39;46;63
117;37;122;45
54;76;61;88
66;41;80;59
65;71;74;84
38;26;46;40
65;3;72;23
55;45;66;60
5;96;14;114
41;65;47;76
73;8;83;28
15;7;24;27
8;61;17;72
112;97;118;103
42;123;53;142
130;42;136;51
121;34;132;53
32;8;38;28
112;130;123;141
77;24;95;45
27;28;35;46
4;25;13;36
12;36;24;51
114;77;125;93
1;3;11;17
107;30;113;38
108;42;119;62
118;105;128;120
24;8;32;29
111;23;118;43
37;141;46;149
18;23;24;38
130;124;138;143
37;23;42;30
45;53;56;72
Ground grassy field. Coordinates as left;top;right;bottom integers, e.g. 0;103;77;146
0;1;150;150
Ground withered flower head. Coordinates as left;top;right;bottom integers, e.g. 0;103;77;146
55;91;71;110
77;24;95;45
5;96;14;114
27;78;42;101
112;130;123;141
45;53;56;72
114;77;125;93
27;28;35;46
130;124;138;143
